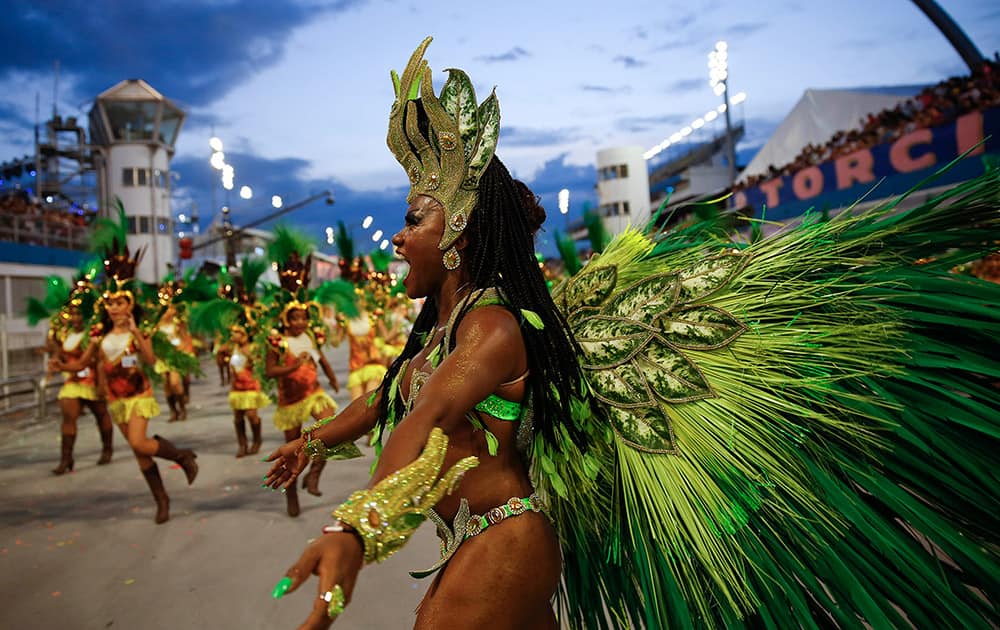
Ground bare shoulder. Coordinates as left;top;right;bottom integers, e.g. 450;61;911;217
454;305;521;344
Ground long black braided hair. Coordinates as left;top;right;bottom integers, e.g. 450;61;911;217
374;156;586;452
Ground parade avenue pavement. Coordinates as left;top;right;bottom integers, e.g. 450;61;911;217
0;344;444;629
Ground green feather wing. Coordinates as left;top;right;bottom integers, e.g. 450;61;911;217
545;168;1000;629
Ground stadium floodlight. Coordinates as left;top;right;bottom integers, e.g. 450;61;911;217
240;185;252;199
362;215;373;229
372;229;383;241
271;195;283;209
209;137;223;152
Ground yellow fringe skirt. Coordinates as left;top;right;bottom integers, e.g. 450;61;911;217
273;390;338;431
58;382;99;401
347;364;388;390
229;390;271;411
108;393;160;425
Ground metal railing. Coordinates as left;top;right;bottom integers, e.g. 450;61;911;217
0;373;63;421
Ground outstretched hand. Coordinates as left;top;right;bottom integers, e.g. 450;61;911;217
263;439;308;490
272;532;364;629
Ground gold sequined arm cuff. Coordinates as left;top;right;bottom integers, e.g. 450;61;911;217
332;427;478;564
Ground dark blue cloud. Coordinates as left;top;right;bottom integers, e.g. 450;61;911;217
170;149;408;256
517;153;597;249
476;47;530;63
614;55;646;68
0;1;363;108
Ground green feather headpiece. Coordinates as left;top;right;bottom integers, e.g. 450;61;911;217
387;36;501;251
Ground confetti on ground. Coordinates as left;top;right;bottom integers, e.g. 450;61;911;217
51;591;61;597
124;579;135;585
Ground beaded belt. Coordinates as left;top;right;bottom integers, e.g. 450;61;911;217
409;493;547;579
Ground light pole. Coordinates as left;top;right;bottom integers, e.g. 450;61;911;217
709;41;737;194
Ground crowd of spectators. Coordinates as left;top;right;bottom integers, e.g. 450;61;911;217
737;58;1000;191
0;192;95;249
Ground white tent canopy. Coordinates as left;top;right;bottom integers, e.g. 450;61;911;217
740;86;924;182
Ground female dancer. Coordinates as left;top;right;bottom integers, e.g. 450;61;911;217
228;323;268;457
47;304;115;473
266;39;1000;629
64;241;200;524
265;302;340;515
156;303;195;422
264;226;353;516
342;303;387;401
265;39;576;627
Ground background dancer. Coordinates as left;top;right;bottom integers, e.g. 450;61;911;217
261;226;357;516
71;208;201;524
29;265;114;473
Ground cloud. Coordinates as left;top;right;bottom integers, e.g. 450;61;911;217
502;126;584;148
666;78;706;94
724;21;769;37
0;1;363;108
581;84;631;95
613;55;647;69
476;47;530;63
615;113;689;133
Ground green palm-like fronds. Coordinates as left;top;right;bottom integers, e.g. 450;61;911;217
266;224;315;263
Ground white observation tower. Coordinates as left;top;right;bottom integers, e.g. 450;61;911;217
89;80;185;282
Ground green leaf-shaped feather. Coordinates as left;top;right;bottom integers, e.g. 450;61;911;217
658;305;747;350
585;361;652;407
466;91;500;182
676;252;750;304
565;265;617;314
574;315;649;367
439;69;479;159
607;405;677;453
601;273;680;322
637;337;713;402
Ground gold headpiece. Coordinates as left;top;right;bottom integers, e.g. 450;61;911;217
387;36;501;251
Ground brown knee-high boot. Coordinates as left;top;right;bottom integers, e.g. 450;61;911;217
248;420;262;455
153;435;199;484
302;458;326;497
233;419;248;458
141;463;170;524
97;426;113;465
285;482;300;517
166;395;179;422
52;433;75;475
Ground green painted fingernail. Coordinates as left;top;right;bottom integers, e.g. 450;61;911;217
271;577;292;599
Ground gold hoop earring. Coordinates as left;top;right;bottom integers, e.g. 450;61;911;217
442;248;461;270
